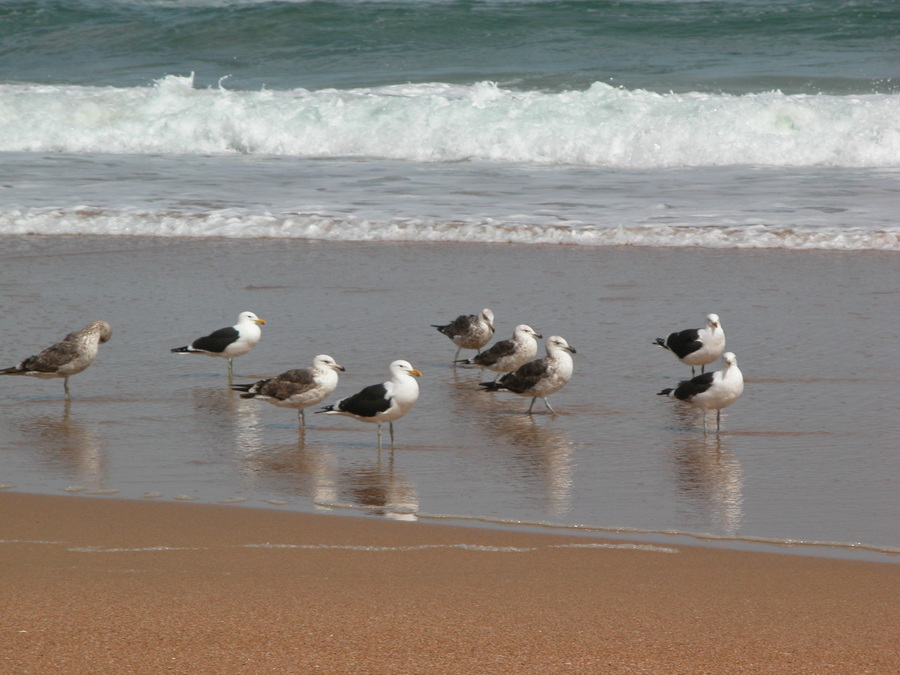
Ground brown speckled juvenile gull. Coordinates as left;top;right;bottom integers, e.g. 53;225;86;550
0;320;112;398
432;308;495;360
457;324;541;382
480;335;576;414
231;354;345;429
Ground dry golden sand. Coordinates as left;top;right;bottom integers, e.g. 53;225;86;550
1;492;897;674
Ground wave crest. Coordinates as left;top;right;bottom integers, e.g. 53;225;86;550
1;75;898;168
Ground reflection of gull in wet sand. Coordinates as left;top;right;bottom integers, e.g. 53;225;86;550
432;308;495;360
171;311;266;378
670;433;744;536
232;354;345;429
19;405;108;486
488;413;576;517
658;352;744;432
480;336;576;414
337;462;419;521
318;360;422;449
1;320;112;398
190;386;263;464
238;440;338;507
457;324;541;381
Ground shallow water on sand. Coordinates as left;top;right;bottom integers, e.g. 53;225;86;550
0;236;897;559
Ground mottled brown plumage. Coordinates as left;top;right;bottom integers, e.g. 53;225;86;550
1;320;112;397
232;355;344;428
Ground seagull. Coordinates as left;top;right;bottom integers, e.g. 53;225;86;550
171;311;266;378
658;351;744;432
480;336;576;414
432;308;495;360
654;313;725;375
231;354;345;429
317;359;422;448
457;324;542;381
0;320;112;398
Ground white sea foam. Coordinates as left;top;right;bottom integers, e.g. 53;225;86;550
62;542;677;554
2;75;898;168
3;208;897;250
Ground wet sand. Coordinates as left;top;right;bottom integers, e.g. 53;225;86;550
2;236;898;553
2;491;897;674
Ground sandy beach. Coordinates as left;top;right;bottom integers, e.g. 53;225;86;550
2;491;897;674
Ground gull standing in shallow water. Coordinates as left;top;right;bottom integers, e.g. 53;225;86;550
231;354;345;429
654;313;725;376
0;320;112;398
480;336;576;414
171;311;266;378
658;351;744;432
432;308;495;360
457;324;542;382
317;360;422;448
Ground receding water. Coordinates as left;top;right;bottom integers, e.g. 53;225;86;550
0;237;896;560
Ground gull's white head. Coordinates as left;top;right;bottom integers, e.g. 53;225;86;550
706;313;721;329
480;308;495;328
238;311;267;326
546;336;576;355
515;324;542;339
390;359;422;378
314;354;345;372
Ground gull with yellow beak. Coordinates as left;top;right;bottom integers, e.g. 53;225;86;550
318;359;422;448
171;311;266;378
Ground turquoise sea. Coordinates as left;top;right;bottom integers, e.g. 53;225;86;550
0;1;897;559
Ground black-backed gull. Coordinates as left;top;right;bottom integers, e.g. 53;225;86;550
480;335;576;414
171;311;265;378
317;359;422;448
654;313;725;375
658;351;744;432
0;320;112;398
232;354;345;429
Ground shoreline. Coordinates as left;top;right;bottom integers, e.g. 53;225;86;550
3;491;898;674
6;485;898;565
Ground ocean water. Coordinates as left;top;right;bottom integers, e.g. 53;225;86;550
0;0;898;558
1;0;898;248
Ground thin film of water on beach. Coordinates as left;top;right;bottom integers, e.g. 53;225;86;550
0;237;897;560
